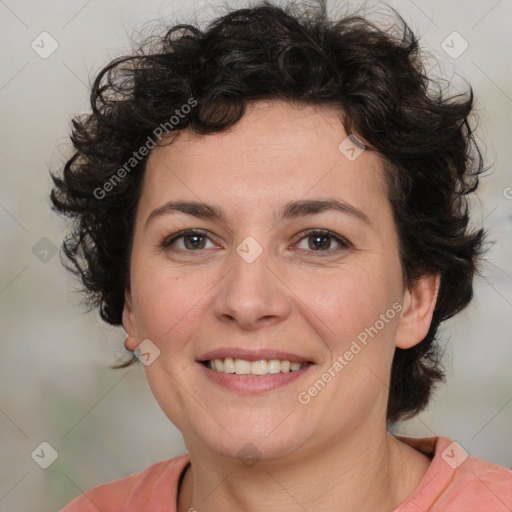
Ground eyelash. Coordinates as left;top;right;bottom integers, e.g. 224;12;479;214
161;228;351;255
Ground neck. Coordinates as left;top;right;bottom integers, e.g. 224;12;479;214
177;421;431;512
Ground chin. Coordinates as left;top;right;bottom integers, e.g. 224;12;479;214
184;413;318;464
213;434;308;465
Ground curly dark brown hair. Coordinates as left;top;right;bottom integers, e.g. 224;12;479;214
50;0;488;423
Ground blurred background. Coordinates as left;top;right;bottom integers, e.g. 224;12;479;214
0;0;511;510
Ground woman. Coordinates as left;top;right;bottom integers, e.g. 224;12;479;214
52;1;512;510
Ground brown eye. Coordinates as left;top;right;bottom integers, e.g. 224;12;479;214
308;233;331;250
296;229;350;253
163;230;215;251
182;233;207;250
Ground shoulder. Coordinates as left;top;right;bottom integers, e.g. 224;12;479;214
440;448;512;510
396;435;512;512
60;454;190;511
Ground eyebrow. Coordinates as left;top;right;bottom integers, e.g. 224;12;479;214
144;198;371;230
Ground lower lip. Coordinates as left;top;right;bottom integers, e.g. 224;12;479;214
199;363;313;393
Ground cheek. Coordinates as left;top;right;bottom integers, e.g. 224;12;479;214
130;259;222;345
295;258;401;347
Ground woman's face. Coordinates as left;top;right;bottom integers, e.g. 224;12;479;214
124;100;436;461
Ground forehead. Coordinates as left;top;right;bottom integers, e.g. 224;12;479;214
140;100;389;224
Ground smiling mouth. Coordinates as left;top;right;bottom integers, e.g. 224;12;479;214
201;358;311;376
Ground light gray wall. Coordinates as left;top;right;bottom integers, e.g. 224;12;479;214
0;0;511;510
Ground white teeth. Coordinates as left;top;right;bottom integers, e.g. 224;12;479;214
223;357;235;373
206;358;307;376
267;360;281;374
234;359;251;375
251;360;268;375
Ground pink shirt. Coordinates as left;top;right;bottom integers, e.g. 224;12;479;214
61;436;512;511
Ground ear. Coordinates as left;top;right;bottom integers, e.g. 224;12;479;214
395;273;441;349
122;288;139;351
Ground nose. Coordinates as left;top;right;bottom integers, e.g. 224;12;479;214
213;244;292;330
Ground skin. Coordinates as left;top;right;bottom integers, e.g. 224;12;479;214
123;100;440;512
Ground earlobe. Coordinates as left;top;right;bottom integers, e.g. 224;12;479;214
395;273;441;350
122;289;139;351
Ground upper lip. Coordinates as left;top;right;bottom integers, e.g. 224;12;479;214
197;348;312;364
